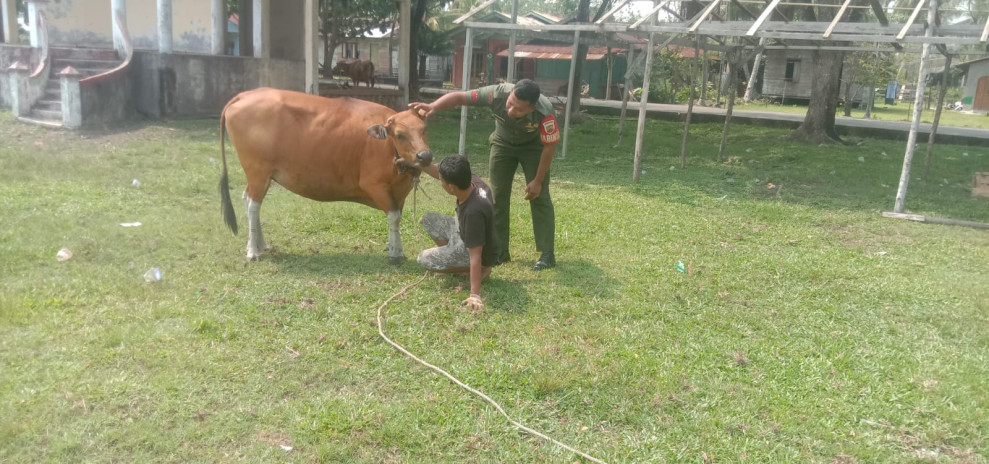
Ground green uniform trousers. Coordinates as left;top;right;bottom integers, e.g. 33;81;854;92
488;139;555;260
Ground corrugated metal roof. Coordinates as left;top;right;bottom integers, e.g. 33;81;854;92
494;45;624;61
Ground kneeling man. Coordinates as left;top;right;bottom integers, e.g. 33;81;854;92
417;156;500;310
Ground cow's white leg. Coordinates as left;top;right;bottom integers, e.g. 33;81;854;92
243;192;268;260
386;210;406;264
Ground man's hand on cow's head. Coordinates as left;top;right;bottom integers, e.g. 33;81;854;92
408;102;434;119
393;157;418;172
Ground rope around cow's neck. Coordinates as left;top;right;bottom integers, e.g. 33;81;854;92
375;273;607;464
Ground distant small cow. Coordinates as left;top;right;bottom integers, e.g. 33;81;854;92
332;59;376;88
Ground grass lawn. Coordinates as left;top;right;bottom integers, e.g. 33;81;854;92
1;108;987;463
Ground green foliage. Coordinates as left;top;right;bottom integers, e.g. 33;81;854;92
1;111;987;462
848;50;897;91
319;0;395;42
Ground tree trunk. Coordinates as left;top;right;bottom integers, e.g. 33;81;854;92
789;49;845;144
407;0;427;101
567;0;593;118
569;43;587;116
842;61;856;117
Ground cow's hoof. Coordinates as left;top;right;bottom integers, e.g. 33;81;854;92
388;255;407;266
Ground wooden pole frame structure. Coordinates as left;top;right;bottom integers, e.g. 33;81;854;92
446;0;988;208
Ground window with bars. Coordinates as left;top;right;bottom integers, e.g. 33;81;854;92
785;59;800;82
344;43;360;59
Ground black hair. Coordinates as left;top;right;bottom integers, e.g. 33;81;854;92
513;79;541;105
438;155;472;190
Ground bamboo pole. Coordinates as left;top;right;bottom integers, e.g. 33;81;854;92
923;53;951;179
614;44;636;148
633;33;657;182
718;48;739;162
893;0;936;214
680;34;702;169
458;27;474;156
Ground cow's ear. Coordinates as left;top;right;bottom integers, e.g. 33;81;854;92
367;124;388;139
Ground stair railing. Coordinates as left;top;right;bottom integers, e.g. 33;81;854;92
60;9;133;128
8;9;50;119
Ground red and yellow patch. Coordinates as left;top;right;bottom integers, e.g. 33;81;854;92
540;115;560;144
471;91;479;103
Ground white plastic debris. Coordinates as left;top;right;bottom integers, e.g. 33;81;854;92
962;152;968;157
858;156;865;162
143;268;163;283
56;248;73;262
280;445;293;452
745;148;752;153
120;222;142;227
132;178;141;188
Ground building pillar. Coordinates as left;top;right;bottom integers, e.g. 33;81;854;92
111;0;127;56
304;0;318;93
398;0;410;106
238;0;252;57
27;0;41;47
157;0;172;53
8;61;30;117
2;0;19;44
252;0;269;58
59;66;82;128
211;0;225;55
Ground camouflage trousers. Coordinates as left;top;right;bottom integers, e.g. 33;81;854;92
416;212;470;271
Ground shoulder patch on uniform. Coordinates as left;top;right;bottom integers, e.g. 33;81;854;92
540;114;560;144
471;91;479;103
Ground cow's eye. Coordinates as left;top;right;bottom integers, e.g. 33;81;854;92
395;133;407;141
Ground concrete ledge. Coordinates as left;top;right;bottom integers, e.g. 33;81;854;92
581;102;989;147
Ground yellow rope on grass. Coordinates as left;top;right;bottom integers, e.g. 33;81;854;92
375;273;607;464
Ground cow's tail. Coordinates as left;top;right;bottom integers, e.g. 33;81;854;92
218;104;238;235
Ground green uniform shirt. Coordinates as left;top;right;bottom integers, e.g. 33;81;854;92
465;83;561;148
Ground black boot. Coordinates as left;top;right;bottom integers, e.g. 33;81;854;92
533;251;555;271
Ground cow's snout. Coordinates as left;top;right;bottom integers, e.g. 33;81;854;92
416;150;433;166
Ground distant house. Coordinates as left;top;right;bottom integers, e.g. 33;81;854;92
494;43;628;99
759;50;867;103
449;11;630;99
955;56;989;113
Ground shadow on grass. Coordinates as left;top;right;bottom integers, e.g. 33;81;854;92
267;250;407;277
555;258;617;300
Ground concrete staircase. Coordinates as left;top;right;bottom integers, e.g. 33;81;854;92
20;48;122;127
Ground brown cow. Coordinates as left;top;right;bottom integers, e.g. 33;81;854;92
218;88;433;263
332;59;376;88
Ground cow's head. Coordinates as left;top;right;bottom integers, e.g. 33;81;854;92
331;61;348;74
367;110;433;169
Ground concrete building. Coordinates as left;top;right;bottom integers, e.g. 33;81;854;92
1;0;320;128
956;56;989;113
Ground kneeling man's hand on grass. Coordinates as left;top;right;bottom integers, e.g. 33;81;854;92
462;294;484;311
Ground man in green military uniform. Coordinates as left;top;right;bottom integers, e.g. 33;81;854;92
408;79;559;271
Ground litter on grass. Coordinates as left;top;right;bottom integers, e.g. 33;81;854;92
143;268;163;283
56;248;73;261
